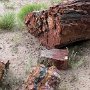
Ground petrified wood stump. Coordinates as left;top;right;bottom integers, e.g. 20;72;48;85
25;0;90;49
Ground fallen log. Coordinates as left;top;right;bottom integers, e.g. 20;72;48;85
25;0;90;49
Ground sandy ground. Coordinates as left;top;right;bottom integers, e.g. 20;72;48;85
0;0;90;90
0;30;40;90
0;30;90;90
60;42;90;90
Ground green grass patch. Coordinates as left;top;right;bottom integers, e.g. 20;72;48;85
17;3;48;22
15;17;26;30
0;12;15;30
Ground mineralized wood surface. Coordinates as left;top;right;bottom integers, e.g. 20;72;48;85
0;62;5;81
0;60;9;81
25;65;60;90
25;0;90;48
40;49;68;69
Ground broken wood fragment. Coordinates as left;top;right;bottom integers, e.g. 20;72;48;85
40;49;69;70
25;65;60;90
0;60;10;81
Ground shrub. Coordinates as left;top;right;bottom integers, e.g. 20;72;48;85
0;12;15;30
17;3;48;22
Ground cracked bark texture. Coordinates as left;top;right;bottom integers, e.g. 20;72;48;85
25;0;90;49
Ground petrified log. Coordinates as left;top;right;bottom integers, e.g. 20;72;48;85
25;0;90;49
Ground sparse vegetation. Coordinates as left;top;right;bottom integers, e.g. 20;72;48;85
17;3;48;22
0;12;15;30
0;0;9;2
4;2;15;10
68;46;85;69
50;0;61;4
16;17;26;30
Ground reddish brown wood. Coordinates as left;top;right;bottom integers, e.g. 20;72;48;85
40;49;68;70
25;0;90;49
25;65;60;90
0;60;9;81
